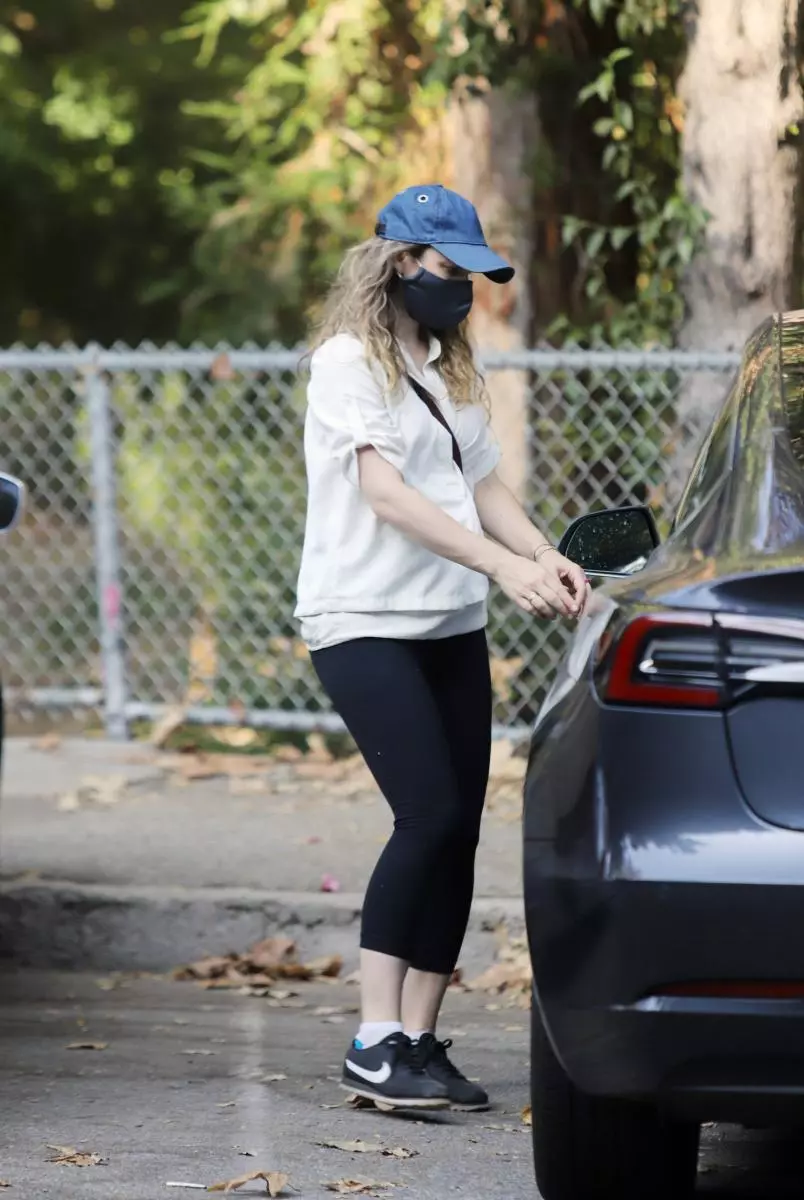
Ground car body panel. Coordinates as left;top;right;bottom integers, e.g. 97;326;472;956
524;310;804;1123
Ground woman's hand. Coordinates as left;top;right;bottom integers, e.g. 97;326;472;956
493;551;585;618
540;547;591;618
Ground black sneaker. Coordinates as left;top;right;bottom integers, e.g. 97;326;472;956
342;1032;450;1109
414;1033;490;1111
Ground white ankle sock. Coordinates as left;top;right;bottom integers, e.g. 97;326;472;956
404;1029;432;1043
355;1021;403;1049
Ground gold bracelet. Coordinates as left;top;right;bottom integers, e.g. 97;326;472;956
533;544;555;563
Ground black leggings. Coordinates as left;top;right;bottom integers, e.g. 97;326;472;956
312;631;491;975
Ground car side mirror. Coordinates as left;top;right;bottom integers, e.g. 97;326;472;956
0;473;24;532
558;505;659;577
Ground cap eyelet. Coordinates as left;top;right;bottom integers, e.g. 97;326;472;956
416;194;429;204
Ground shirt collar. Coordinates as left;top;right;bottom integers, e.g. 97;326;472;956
399;335;442;374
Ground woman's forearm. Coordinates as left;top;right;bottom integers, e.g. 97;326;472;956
358;447;508;578
474;470;552;559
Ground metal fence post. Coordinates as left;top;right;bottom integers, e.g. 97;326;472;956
86;351;128;740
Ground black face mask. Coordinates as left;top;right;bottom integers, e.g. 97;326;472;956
399;267;473;331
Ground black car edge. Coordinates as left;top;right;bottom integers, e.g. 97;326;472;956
0;473;25;799
524;310;804;1200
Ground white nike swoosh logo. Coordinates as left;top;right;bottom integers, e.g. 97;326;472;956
346;1059;392;1084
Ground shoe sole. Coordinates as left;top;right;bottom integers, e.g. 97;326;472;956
340;1082;449;1110
448;1101;491;1112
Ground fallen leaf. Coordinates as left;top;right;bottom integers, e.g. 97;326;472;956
207;1169;289;1195
261;1073;287;1083
317;1141;415;1159
324;1182;399;1195
174;940;341;989
173;955;237;982
217;1101;237;1109
33;733;61;751
321;874;341;893
213;726;258;750
57;774;128;812
489;658;524;705
210;352;235;382
182;1048;217;1056
248;937;297;973
0;1181;11;1189
466;930;532;998
302;954;342;979
149;706;186;747
521;1104;532;1126
65;1042;108;1051
47;1146;106;1167
274;745;304;764
306;732;333;762
318;1140;382;1155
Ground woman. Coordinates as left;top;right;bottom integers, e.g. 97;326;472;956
296;184;587;1112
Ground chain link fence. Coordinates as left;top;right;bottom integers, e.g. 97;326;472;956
0;344;740;738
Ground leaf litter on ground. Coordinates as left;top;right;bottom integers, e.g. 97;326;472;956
173;936;341;995
463;926;532;1008
47;1146;106;1167
141;728;525;811
57;773;129;812
207;1169;290;1195
317;1140;415;1159
65;1041;108;1051
324;1182;401;1195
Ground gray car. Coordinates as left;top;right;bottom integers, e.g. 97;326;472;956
524;310;804;1200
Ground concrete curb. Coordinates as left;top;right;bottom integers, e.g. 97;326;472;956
0;879;525;972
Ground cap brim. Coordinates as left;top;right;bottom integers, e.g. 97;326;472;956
431;242;515;284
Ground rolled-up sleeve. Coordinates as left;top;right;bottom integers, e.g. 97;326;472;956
455;403;501;487
307;336;407;487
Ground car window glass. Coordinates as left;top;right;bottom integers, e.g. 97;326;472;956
779;366;804;473
673;379;739;530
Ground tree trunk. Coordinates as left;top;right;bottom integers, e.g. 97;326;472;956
672;0;804;494
444;85;540;501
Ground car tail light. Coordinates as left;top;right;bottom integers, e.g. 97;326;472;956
655;981;804;1000
597;612;804;709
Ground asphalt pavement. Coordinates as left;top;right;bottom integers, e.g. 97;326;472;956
1;969;804;1198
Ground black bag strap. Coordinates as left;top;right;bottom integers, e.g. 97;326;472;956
406;374;463;473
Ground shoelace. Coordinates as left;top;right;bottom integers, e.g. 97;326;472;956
384;1032;429;1074
415;1035;462;1077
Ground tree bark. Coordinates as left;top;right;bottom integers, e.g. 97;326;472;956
444;84;540;501
672;0;804;493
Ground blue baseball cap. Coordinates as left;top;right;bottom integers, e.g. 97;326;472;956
375;184;515;284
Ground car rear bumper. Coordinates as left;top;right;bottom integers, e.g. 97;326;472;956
526;868;804;1122
542;993;804;1122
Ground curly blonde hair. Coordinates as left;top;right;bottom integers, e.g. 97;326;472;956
306;236;487;408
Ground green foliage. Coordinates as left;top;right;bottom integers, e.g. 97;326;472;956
551;0;707;345
0;0;256;345
175;0;452;343
0;0;707;350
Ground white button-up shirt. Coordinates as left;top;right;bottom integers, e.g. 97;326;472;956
294;333;501;647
